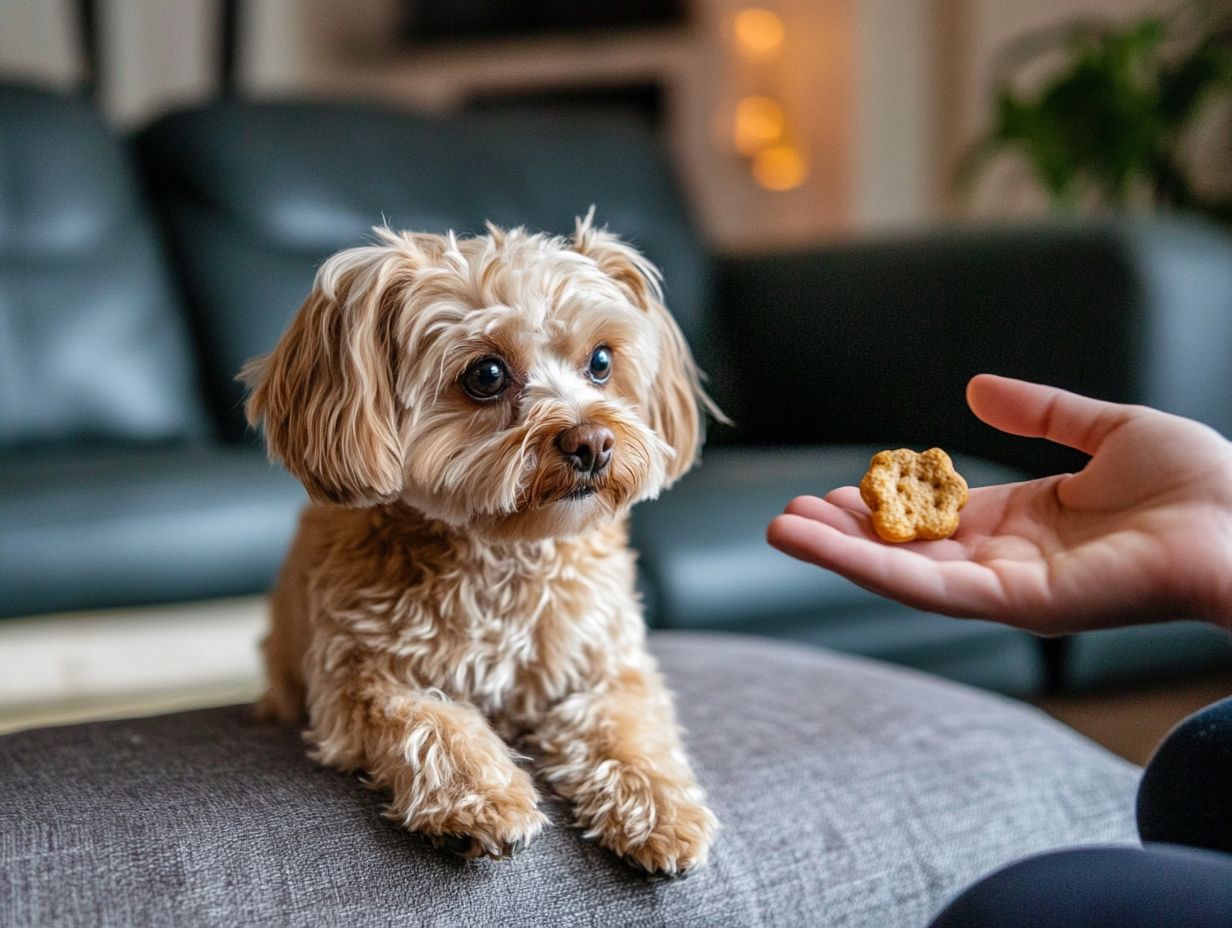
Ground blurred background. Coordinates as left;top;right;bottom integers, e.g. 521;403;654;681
2;0;1231;762
4;0;1229;246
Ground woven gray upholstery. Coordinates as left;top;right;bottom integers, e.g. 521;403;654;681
0;632;1138;927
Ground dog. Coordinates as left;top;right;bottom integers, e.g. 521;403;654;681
240;215;721;877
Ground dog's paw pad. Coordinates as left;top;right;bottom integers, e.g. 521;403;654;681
625;856;697;880
500;837;528;860
432;833;528;862
435;834;478;858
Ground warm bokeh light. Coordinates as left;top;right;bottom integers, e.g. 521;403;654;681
752;144;809;191
732;95;786;156
733;8;785;58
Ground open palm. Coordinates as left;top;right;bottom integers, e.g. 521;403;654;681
767;375;1232;633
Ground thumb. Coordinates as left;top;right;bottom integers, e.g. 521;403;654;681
966;374;1137;456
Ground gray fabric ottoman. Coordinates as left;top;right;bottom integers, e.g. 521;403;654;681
0;632;1138;927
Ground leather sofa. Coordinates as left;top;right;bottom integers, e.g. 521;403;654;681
4;80;1232;695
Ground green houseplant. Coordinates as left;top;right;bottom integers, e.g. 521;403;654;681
965;0;1232;222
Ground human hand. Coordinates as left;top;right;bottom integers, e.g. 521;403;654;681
767;375;1232;634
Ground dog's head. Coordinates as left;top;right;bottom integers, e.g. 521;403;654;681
241;216;720;540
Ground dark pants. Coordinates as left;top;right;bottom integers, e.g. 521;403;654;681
929;696;1232;928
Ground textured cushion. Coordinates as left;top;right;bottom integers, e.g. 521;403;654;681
0;444;304;618
0;83;208;447
0;632;1138;926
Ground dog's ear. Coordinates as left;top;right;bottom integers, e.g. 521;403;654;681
240;233;420;506
572;213;722;484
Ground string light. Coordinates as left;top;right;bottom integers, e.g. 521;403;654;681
729;7;806;192
752;144;809;192
733;8;785;59
733;95;786;156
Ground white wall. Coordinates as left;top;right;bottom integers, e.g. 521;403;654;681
854;0;936;231
104;0;216;123
0;0;78;88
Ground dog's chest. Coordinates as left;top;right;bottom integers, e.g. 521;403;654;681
368;535;640;714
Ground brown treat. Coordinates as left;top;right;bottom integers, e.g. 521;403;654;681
859;448;969;543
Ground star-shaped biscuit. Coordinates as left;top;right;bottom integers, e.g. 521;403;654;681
859;448;969;543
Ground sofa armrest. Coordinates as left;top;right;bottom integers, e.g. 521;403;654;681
713;219;1232;478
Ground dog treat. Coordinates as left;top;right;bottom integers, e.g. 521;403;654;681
859;448;968;543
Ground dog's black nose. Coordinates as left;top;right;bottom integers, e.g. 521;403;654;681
557;424;615;475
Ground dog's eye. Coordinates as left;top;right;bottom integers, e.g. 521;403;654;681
587;345;613;384
461;357;510;400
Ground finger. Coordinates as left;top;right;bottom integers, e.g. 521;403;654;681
967;374;1143;456
823;485;866;511
766;513;1007;618
784;487;865;518
786;485;1018;550
766;513;901;586
783;493;878;541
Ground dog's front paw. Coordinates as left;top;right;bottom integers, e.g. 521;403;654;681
622;797;718;878
419;775;549;862
592;783;719;878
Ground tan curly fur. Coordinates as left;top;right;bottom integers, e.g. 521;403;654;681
241;216;720;876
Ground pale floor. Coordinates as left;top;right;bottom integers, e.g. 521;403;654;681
1035;671;1232;767
2;599;1228;767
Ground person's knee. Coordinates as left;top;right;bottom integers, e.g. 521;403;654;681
929;848;1128;928
930;845;1232;928
1138;696;1232;853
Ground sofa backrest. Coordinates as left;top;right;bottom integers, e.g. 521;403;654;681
0;83;208;449
136;100;715;441
716;220;1232;478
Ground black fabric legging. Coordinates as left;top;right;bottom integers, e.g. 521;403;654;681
929;696;1232;928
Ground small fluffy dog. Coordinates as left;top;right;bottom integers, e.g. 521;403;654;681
241;216;720;876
